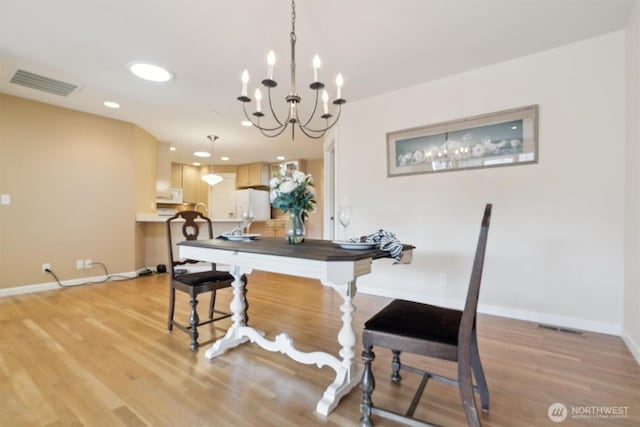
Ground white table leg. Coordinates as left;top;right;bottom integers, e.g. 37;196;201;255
316;280;361;415
206;273;361;416
204;266;251;359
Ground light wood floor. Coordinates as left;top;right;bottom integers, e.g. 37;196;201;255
1;272;639;427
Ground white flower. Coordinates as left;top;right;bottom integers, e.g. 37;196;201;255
278;180;296;194
269;177;280;188
270;170;316;214
292;170;306;184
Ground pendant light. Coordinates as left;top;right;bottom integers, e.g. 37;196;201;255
201;135;223;186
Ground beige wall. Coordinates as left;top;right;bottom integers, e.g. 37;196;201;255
338;32;626;335
0;94;156;289
624;2;640;363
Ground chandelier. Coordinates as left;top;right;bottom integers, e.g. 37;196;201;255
237;0;346;140
201;135;223;186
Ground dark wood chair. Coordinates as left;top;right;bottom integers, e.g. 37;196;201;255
360;204;492;427
166;210;240;350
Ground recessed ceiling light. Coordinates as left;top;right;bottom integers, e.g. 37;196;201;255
128;62;173;82
241;120;253;127
104;101;120;109
276;156;286;161
192;162;201;166
193;151;211;158
221;156;230;161
170;146;176;151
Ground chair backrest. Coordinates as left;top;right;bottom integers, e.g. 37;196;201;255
166;211;214;275
458;203;492;346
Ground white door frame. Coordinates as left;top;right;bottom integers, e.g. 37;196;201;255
323;128;337;240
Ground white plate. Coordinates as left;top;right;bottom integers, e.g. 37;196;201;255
223;233;260;241
332;240;377;250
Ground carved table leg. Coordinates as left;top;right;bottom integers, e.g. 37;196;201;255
204;266;250;359
316;280;362;415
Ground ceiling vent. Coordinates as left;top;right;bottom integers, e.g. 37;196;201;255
9;69;79;97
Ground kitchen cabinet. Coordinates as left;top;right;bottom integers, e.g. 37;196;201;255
264;219;287;237
171;163;206;204
198;166;212;207
171;163;182;188
236;164;249;187
181;164;200;203
236;162;269;188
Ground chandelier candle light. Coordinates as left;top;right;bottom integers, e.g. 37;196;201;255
238;0;346;140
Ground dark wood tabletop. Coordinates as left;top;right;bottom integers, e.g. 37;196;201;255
178;237;414;262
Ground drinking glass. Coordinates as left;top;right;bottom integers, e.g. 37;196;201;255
338;206;352;240
242;205;255;234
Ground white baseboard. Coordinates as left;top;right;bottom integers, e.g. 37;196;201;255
0;271;139;297
622;329;640;366
359;286;621;336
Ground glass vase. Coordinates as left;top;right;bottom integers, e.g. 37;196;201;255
286;209;306;244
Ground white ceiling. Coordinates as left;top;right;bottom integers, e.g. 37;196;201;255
0;0;635;165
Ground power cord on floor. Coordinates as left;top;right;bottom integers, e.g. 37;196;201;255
45;262;141;288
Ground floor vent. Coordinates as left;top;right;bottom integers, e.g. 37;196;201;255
9;69;78;97
536;323;584;335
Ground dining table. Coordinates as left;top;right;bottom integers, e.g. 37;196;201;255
177;236;413;416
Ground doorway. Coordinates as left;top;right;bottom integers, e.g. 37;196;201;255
323;131;336;240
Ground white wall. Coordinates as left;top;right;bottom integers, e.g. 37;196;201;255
624;2;640;362
338;32;626;334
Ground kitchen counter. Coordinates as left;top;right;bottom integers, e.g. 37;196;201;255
136;213;246;269
136;213;244;223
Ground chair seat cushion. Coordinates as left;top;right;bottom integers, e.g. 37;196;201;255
364;299;462;346
173;270;233;287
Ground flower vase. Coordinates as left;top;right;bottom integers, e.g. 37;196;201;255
286;209;306;244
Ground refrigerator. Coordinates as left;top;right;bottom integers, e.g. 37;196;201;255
235;189;270;221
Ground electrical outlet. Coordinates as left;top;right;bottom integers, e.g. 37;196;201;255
84;259;92;269
76;260;84;269
42;263;51;273
439;273;447;286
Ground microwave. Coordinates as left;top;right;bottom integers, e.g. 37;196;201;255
157;188;183;205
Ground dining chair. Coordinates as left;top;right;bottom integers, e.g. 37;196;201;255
166;210;243;350
360;203;492;427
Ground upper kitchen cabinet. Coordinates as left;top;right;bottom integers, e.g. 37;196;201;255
181;164;200;203
236;162;269;189
171;163;183;188
170;162;205;204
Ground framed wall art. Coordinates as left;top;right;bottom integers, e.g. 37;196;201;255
387;105;538;177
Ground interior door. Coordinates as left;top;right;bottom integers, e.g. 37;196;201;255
209;173;237;219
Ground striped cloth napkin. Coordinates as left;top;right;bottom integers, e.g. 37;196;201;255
348;229;404;263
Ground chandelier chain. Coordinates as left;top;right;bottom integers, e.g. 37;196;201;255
291;0;296;36
290;0;297;95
